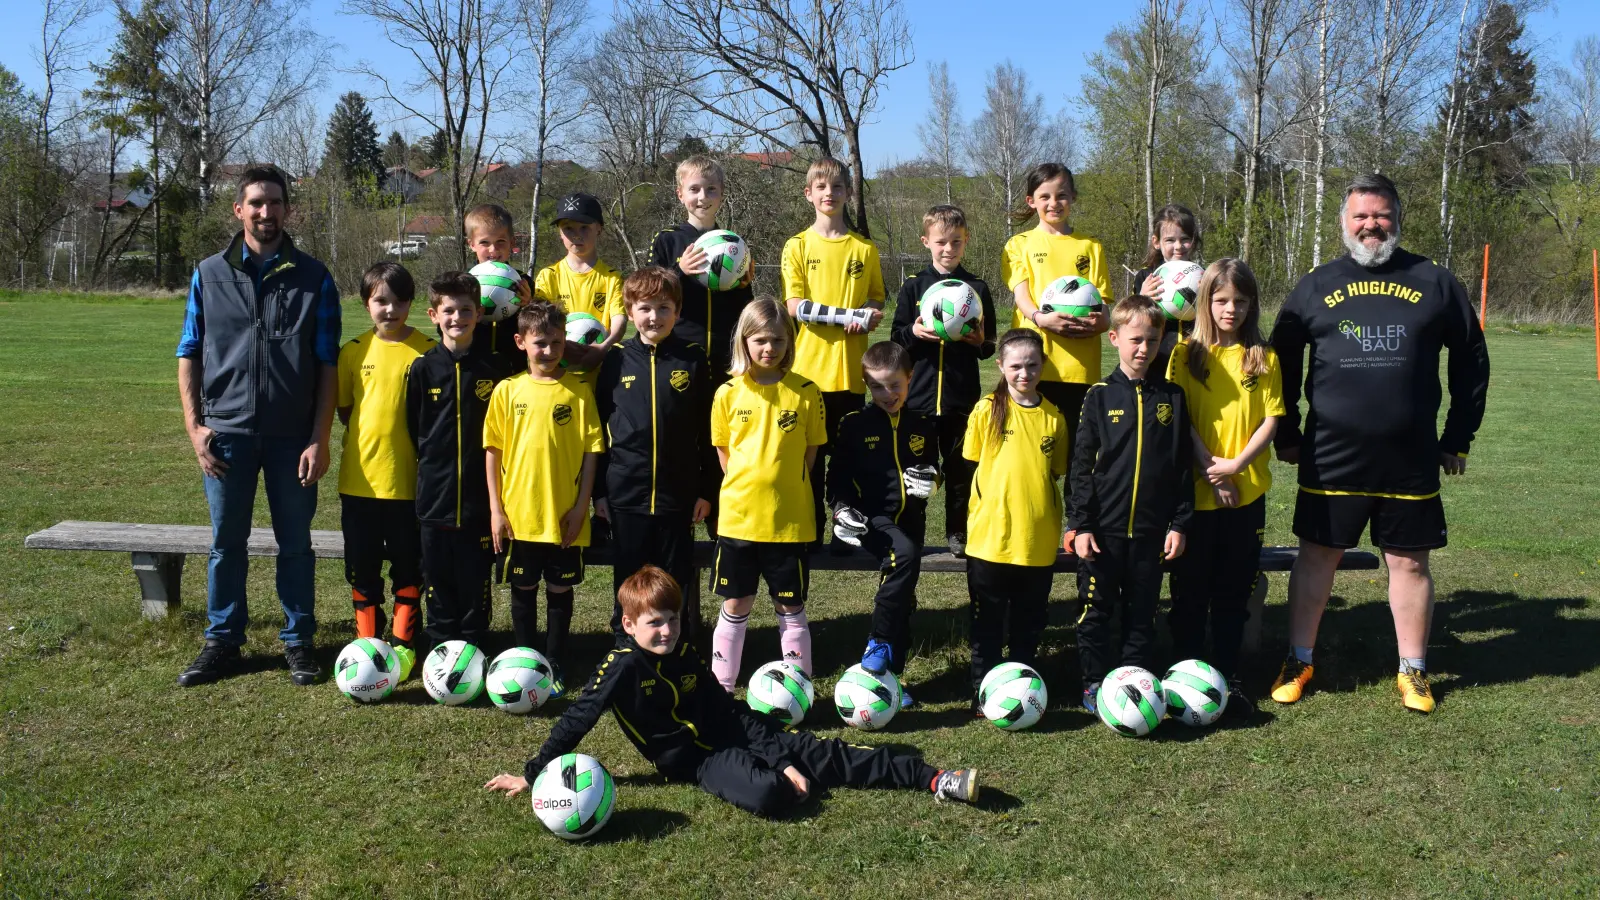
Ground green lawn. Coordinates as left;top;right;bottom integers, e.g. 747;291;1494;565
1;290;1597;899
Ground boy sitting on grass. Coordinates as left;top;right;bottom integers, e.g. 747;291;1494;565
485;565;979;819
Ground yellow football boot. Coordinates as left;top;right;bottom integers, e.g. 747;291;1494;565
1397;664;1435;714
1270;657;1314;704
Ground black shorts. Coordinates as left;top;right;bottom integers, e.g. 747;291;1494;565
1292;489;1448;551
501;540;585;589
711;537;809;605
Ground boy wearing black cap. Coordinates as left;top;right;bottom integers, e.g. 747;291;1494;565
533;193;625;386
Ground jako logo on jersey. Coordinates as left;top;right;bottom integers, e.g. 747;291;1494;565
1156;402;1173;425
621;375;636;389
846;260;866;279
475;379;493;400
1075;254;1091;275
1039;436;1055;455
514;402;528;417
1338;319;1407;351
909;434;926;455
670;369;690;391
1107;408;1124;423
553;404;572;425
778;410;798;432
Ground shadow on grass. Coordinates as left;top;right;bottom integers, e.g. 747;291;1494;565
1248;589;1599;699
973;786;1024;813
587;807;691;843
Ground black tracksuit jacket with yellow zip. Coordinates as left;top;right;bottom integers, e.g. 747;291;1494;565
827;405;941;527
526;636;797;780
593;334;715;514
406;342;515;528
1067;367;1195;540
889;265;998;417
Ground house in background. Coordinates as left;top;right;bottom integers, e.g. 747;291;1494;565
381;167;427;203
89;173;156;215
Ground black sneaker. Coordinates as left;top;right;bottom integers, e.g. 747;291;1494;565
285;644;322;686
933;767;980;803
177;642;241;687
947;533;967;559
1224;678;1255;721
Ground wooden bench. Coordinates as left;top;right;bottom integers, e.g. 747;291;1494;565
24;521;1380;650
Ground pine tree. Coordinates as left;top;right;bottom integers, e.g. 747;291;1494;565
382;130;409;169
1458;2;1537;188
322;91;383;184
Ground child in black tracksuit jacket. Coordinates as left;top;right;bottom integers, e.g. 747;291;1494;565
407;273;516;649
827;343;941;692
485;565;978;818
889;207;997;552
593;267;715;640
1068;296;1194;703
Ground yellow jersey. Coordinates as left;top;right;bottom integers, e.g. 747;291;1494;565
710;372;827;542
482;372;605;544
1166;342;1286;511
1000;227;1112;385
337;328;436;499
780;229;886;393
962;394;1070;566
534;257;624;386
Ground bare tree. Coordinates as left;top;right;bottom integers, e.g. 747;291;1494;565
1140;0;1191;236
630;0;914;237
1202;0;1315;262
968;61;1047;233
580;15;693;267
1526;37;1600;245
164;0;328;206
1347;0;1453;173
345;0;517;266
515;0;588;270
916;60;961;203
35;0;97;160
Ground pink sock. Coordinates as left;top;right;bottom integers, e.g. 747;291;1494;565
777;609;813;677
711;610;749;691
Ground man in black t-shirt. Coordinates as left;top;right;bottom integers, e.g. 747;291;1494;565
1268;174;1490;715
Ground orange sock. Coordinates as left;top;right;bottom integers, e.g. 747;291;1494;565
393;586;421;646
352;589;381;639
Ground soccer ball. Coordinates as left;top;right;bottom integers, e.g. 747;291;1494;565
334;637;401;703
564;311;607;347
1154;260;1203;321
1038;276;1103;317
1096;665;1167;737
421;640;486;706
693;229;751;291
834;664;901;731
469;260;523;321
747;660;814;725
918;279;982;341
978;662;1049;731
1163;658;1228;727
530;753;616;841
486;647;556;714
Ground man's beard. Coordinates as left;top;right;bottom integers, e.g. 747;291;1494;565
1343;226;1399;267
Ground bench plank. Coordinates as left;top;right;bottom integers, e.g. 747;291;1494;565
26;520;1380;573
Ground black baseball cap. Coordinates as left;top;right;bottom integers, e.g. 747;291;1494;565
551;192;604;226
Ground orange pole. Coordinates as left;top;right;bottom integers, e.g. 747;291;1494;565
1592;249;1599;382
1479;244;1490;328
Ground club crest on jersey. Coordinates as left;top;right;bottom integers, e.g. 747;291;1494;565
846;259;866;279
670;369;690;392
909;434;926;455
475;379;493;401
1156;402;1173;425
1040;435;1056;455
553;404;572;425
680;674;697;693
777;410;798;432
1075;254;1091;275
1241;374;1259;392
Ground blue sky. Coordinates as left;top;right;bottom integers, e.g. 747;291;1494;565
3;0;1598;172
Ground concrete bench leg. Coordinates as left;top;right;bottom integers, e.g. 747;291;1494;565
132;551;184;619
1242;571;1269;653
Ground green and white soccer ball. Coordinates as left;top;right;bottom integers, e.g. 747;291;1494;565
469;260;523;322
564;311;607;347
422;640;486;706
1096;665;1166;737
747;660;814;725
487;647;556;714
530;753;616;841
1038;275;1103;318
834;664;901;731
334;637;401;703
918;278;982;341
978;662;1049;731
1154;259;1203;321
1163;658;1228;727
692;229;751;291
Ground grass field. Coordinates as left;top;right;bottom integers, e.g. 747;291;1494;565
2;289;1597;899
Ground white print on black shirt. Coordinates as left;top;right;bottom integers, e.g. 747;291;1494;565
1336;319;1408;368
